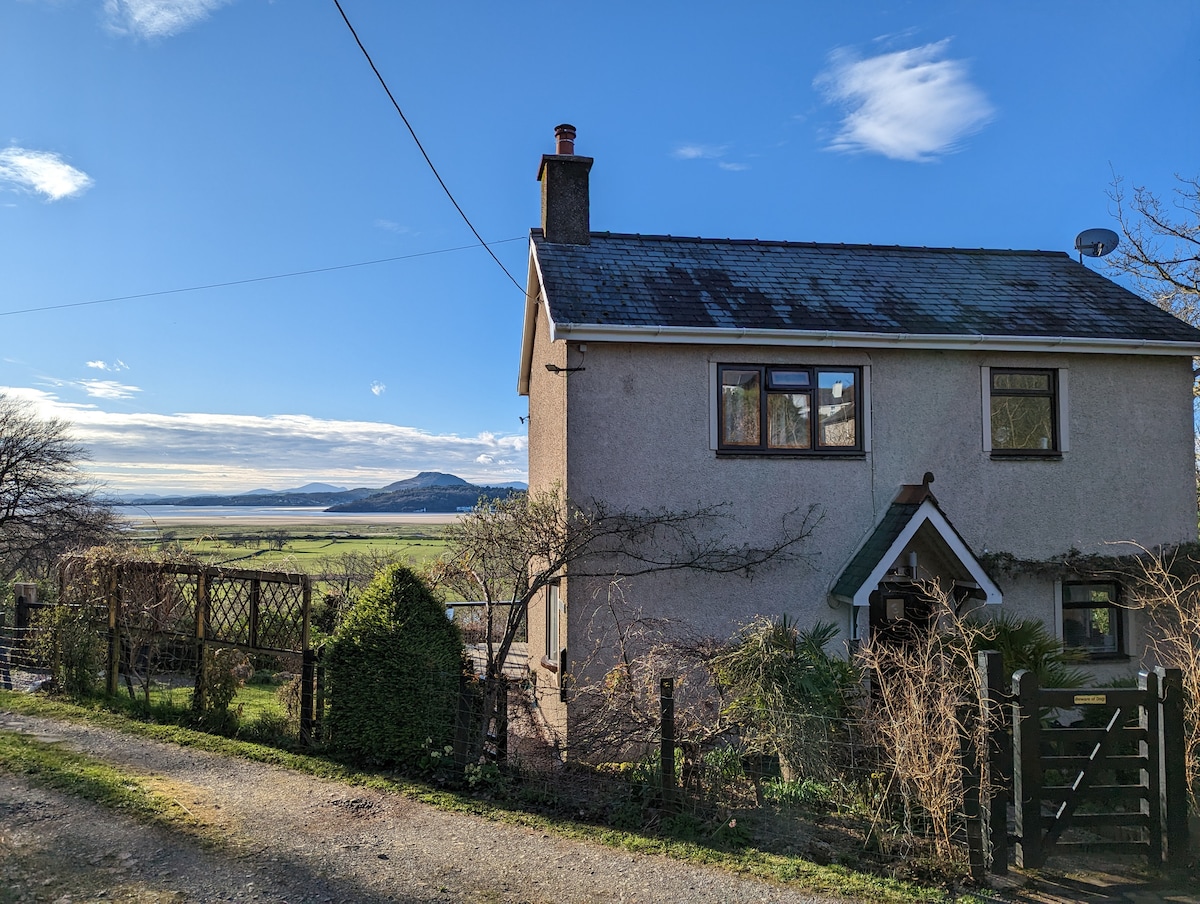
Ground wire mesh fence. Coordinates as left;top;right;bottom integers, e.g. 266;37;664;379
2;596;982;881
479;688;967;878
0;555;316;735
0;570;982;878
0;614;54;691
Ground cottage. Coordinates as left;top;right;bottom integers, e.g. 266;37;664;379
518;125;1200;743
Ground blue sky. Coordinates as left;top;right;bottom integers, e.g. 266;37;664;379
2;1;1197;495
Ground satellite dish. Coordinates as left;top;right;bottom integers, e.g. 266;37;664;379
1074;227;1120;260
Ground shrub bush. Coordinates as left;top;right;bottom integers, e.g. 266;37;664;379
968;611;1089;689
712;617;860;782
198;647;254;713
193;646;254;734
29;603;104;697
324;564;466;768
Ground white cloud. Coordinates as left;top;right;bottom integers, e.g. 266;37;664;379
0;148;93;200
79;380;141;400
86;360;129;372
1;386;529;495
673;144;749;172
370;381;386;396
103;0;234;39
814;39;994;162
672;144;728;161
374;219;415;235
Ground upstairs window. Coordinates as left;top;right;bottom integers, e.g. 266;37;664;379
989;368;1060;454
1062;581;1123;657
718;365;860;453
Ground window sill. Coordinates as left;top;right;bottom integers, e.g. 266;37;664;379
989;452;1063;461
716;450;866;460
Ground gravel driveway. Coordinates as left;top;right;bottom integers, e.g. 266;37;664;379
0;712;847;904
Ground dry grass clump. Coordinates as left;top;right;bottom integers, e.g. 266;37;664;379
855;585;987;861
1126;546;1200;810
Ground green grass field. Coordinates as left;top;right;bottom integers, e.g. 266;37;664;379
128;522;449;574
120;675;290;725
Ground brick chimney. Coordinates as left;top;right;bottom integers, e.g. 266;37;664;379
537;123;593;245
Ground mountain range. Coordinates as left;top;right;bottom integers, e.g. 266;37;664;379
116;472;526;513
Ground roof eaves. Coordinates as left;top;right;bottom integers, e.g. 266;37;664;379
550;322;1200;356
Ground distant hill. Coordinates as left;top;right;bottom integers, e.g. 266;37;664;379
377;472;471;492
326;473;519;513
287;482;349;494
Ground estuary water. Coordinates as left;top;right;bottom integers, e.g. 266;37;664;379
114;505;460;526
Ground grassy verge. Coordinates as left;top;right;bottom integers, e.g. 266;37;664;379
0;690;953;903
0;730;201;834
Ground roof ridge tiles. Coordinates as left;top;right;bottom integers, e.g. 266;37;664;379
547;230;1069;257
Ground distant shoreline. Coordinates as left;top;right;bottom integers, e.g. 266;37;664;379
115;505;461;527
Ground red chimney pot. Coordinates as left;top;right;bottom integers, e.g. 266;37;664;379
554;123;577;155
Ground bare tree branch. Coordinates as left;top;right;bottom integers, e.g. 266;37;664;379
1106;172;1200;325
427;487;820;754
0;393;118;581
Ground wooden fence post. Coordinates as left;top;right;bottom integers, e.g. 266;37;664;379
106;565;121;696
959;696;985;882
192;570;209;712
1156;667;1189;868
660;677;676;810
1139;671;1163;864
494;675;509;764
248;579;261;649
299;647;316;745
1012;669;1043;869
454;672;473;768
978;649;1008;874
314;645;325;738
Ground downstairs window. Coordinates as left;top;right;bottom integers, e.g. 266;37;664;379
1062;581;1123;657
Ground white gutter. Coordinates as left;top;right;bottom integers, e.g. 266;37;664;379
546;321;1200;356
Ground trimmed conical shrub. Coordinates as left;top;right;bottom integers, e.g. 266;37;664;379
325;564;466;767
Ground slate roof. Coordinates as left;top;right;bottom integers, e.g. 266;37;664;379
531;231;1200;344
830;501;921;602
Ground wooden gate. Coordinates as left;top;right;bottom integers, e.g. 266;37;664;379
1005;667;1188;869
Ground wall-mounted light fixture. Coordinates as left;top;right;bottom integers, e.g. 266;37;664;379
544;364;585;374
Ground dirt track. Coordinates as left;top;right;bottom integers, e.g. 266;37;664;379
2;710;1198;904
0;711;843;904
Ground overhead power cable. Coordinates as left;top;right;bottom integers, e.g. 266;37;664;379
0;237;524;318
331;0;525;294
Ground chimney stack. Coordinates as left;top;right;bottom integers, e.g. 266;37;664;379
538;123;592;245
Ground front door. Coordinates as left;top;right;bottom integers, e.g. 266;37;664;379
868;583;936;645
